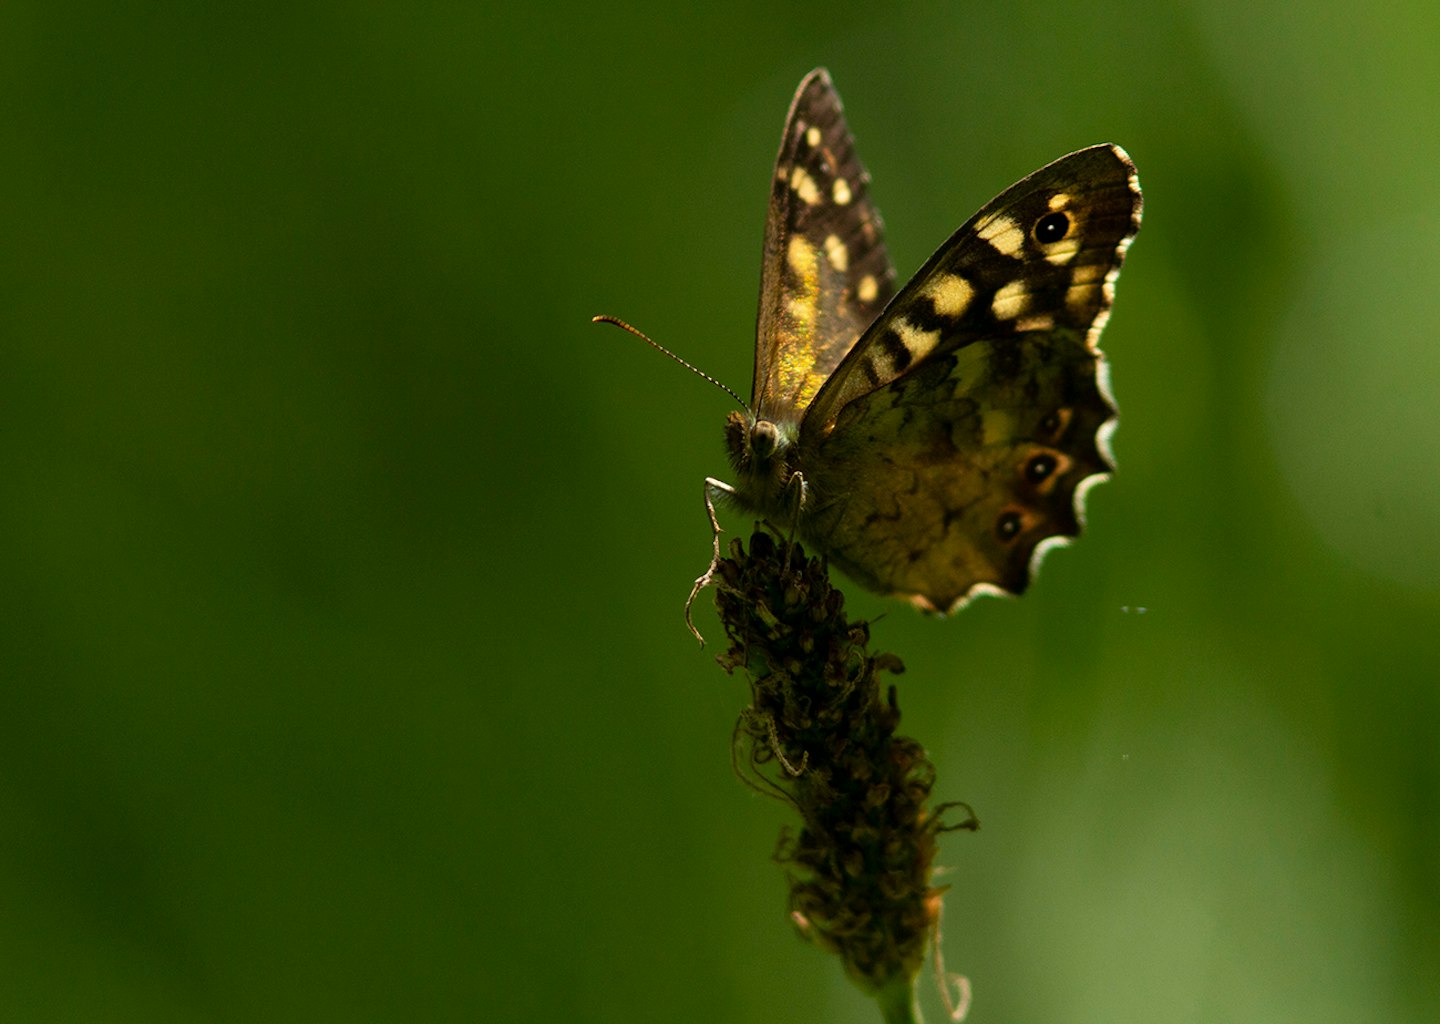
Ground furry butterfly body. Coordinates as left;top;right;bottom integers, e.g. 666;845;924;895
706;69;1142;614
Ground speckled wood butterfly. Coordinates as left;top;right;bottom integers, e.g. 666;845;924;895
606;69;1141;630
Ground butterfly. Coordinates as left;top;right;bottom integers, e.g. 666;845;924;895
611;69;1142;631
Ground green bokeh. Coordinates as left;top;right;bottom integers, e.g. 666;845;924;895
4;3;1437;1022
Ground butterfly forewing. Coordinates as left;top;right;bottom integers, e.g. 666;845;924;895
802;145;1141;437
752;69;896;424
793;144;1142;612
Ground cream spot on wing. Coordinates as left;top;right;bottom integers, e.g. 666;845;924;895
1071;262;1105;284
805;125;821;147
785;253;822;347
832;178;852;205
977;213;1026;256
857;274;878;304
991;280;1031;320
895;318;941;360
823;234;848;272
1043;238;1081;266
923;274;973;317
1015;313;1056;332
1048;192;1072;211
787;236;821;330
790;166;821;206
787;235;817;276
1066;282;1100;317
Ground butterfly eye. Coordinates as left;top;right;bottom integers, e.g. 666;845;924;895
1033;211;1070;244
750;419;781;459
996;510;1024;541
1025;454;1058;483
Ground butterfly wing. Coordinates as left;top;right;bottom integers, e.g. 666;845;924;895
751;69;896;424
796;145;1143;611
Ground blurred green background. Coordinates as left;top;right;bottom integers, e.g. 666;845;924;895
4;2;1437;1021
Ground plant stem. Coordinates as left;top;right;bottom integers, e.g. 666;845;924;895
876;975;922;1024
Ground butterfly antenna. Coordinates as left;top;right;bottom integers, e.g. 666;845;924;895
591;315;749;412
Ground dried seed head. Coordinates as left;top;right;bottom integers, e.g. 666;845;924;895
710;529;977;996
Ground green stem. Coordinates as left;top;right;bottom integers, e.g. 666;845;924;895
875;976;922;1024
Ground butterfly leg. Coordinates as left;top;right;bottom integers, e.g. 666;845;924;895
778;470;808;573
685;476;736;645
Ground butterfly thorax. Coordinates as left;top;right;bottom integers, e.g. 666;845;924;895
724;410;804;518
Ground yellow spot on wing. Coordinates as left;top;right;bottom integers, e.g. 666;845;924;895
775;235;824;406
923;274;973;317
977;213;1025;256
832;178;852;205
787;235;818;276
1042;238;1080;265
857;274;878;304
790;167;821;206
784;237;820;334
823;234;848;272
1015;313;1056;332
1048;192;1072;211
1066;282;1099;316
805;125;821;147
991;280;1030;320
894;318;940;360
1066;263;1107;316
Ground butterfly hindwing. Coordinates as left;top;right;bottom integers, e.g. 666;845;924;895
803;330;1117;610
752;69;896;424
795;144;1142;611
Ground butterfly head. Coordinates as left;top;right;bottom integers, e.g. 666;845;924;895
724;411;801;515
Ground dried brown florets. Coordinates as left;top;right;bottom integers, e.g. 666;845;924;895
708;529;977;1002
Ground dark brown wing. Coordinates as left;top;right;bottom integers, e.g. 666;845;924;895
802;145;1141;440
751;69;896;424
